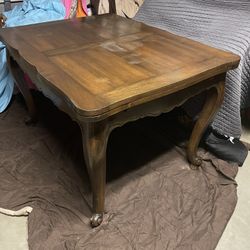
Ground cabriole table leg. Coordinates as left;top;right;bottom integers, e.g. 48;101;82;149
79;120;110;227
7;53;37;124
187;81;225;167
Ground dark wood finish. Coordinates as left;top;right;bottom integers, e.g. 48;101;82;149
6;52;38;124
187;80;225;166
80;120;110;227
0;15;240;227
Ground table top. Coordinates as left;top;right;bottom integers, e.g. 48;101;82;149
0;15;240;118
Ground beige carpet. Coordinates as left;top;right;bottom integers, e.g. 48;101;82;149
0;214;29;250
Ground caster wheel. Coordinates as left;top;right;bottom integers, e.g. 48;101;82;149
90;213;103;227
193;157;202;166
190;157;202;169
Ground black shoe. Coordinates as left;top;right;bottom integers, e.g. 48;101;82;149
204;129;248;166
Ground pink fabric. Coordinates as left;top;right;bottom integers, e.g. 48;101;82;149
62;0;88;18
81;0;88;15
62;0;71;18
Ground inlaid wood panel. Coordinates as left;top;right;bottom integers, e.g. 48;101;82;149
0;15;240;118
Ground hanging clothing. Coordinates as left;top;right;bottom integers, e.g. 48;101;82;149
97;0;144;18
76;0;87;17
62;0;87;18
0;44;13;112
0;0;65;113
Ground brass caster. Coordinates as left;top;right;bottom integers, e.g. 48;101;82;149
190;157;202;169
193;157;202;166
90;213;103;227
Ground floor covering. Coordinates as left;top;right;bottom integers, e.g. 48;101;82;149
0;94;239;250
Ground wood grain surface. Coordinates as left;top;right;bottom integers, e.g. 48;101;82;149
0;15;240;118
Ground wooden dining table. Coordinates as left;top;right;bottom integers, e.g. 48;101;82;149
0;14;240;227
